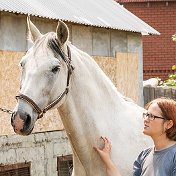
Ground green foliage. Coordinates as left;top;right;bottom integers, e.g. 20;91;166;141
159;65;176;87
172;34;176;42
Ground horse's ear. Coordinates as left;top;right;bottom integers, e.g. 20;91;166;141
56;21;69;45
27;16;42;43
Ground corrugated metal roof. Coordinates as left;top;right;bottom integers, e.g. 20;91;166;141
0;0;160;35
116;0;175;2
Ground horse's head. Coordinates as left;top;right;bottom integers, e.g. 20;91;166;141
11;17;73;135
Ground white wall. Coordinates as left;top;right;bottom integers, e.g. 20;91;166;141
0;130;72;176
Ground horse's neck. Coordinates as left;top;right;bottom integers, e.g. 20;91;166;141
57;45;144;175
59;44;127;123
72;44;126;103
60;44;143;132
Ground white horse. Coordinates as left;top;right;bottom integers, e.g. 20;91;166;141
11;17;151;176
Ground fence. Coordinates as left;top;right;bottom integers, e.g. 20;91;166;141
143;86;176;105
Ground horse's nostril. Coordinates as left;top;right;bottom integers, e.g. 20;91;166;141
23;114;31;130
19;113;32;134
26;114;31;125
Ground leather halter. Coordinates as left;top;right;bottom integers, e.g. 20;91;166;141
16;41;74;119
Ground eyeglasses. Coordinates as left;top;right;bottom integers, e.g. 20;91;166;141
143;112;166;121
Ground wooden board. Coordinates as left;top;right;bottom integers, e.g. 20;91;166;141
0;51;139;135
116;53;139;103
0;51;64;135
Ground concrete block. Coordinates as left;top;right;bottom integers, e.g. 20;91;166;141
92;27;110;56
72;25;92;55
111;30;127;56
31;160;45;176
4;149;17;163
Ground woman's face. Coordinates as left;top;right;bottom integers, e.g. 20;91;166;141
143;102;166;138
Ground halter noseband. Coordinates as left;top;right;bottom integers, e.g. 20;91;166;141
16;41;74;119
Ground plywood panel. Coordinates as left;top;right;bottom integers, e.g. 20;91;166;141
93;56;117;87
116;53;139;103
94;53;139;103
0;51;64;135
0;51;139;135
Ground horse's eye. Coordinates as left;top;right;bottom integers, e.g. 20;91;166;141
51;66;60;73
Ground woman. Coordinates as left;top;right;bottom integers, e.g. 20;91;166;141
94;97;176;176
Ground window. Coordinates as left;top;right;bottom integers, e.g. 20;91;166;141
0;162;31;176
57;155;73;176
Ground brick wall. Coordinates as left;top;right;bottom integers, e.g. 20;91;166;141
117;1;176;80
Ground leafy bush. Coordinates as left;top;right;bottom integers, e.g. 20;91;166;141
172;34;176;42
158;65;176;87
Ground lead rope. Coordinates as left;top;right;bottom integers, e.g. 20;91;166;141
0;107;12;114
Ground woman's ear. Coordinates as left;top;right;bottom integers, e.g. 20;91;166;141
165;120;174;130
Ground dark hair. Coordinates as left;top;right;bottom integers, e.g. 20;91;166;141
145;97;176;141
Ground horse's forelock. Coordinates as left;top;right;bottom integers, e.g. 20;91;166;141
31;32;55;56
47;34;67;62
29;32;68;65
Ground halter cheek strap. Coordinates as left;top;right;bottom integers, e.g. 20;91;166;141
16;88;68;119
16;46;74;119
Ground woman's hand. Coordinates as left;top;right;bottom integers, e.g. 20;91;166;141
94;136;121;176
94;136;112;165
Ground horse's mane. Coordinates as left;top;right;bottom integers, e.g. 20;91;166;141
36;32;136;104
68;44;137;104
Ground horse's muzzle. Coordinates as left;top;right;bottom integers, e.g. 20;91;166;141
11;111;33;135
